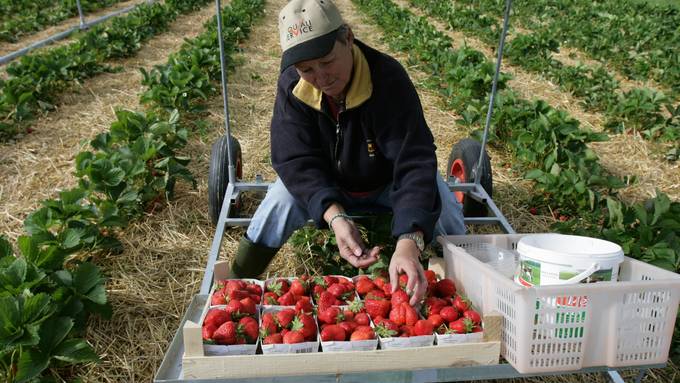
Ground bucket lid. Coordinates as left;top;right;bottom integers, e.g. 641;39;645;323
517;234;623;263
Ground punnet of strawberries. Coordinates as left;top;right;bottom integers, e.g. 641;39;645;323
210;279;262;306
202;303;259;346
359;270;483;338
259;306;318;345
263;276;315;306
317;299;376;342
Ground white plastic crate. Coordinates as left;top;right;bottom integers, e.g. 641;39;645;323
438;234;680;374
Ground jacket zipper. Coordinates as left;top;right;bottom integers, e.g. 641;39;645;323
334;100;346;173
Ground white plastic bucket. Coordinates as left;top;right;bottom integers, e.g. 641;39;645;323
515;234;623;287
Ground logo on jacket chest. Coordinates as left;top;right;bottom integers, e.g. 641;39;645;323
287;19;313;41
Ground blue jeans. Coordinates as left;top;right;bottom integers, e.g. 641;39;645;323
246;174;466;248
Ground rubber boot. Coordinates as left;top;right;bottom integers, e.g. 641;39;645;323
227;236;279;279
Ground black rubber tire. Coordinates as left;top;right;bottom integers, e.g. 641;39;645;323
446;138;493;217
208;135;242;225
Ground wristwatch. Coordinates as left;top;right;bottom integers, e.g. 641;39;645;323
398;232;425;252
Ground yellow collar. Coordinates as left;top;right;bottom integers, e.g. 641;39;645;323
292;44;373;111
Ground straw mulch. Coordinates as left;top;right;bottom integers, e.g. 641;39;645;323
0;0;150;57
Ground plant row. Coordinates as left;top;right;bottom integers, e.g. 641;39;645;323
0;0;266;381
447;0;680;98
351;0;680;271
0;0;124;43
0;0;214;142
408;0;679;144
354;0;680;356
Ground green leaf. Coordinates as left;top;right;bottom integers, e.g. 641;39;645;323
606;197;624;230
17;236;38;261
22;293;52;323
525;169;543;179
62;229;85;249
1;257;27;288
652;192;671;225
38;317;73;353
15;348;49;383
73;263;103;295
53;338;100;364
85;285;107;305
0;296;20;335
0;237;12;257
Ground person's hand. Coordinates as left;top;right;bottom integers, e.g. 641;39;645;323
389;239;427;306
331;217;380;268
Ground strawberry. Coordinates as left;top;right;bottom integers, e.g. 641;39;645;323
327;283;348;298
342;308;355;322
249;293;262;304
297;314;318;340
337;320;357;335
398;274;409;288
423;269;437;285
263;292;279;305
226;299;245;319
321;324;346;341
400;302;419;326
202;323;217;341
318;306;343;325
355;277;375;296
399;324;414;337
391;290;410;307
261;312;277;334
350;326;375;341
227;289;249;301
245;283;262;296
413;319;434;336
239;297;257;315
295;297;314;315
263;333;283;344
277;291;296;306
365;289;386;300
440;306;459;323
276;309;296;329
203;309;230;328
290;279;308;297
374;317;399;333
224;280;246;296
452;295;471;312
421;297;447;317
355;312;370;326
316;291;337;310
239;316;259;343
323;276;339;286
312;284;326;298
382;283;393;298
267;279;290;296
210;290;226;306
373;276;387;289
365;298;391;319
435;279;456;298
471;324;483;333
283;330;305;344
427;314;444;330
463;309;482;325
448;318;474;334
213;321;238;345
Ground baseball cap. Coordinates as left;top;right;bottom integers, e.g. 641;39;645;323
278;0;344;72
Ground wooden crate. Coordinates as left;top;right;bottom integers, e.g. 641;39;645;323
182;259;501;380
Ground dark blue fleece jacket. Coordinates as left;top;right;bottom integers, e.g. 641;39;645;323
270;40;441;242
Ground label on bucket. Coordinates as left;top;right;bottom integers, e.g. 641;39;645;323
517;259;613;286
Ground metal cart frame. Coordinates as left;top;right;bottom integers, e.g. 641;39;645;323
154;0;659;381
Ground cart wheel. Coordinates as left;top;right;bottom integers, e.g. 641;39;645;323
447;138;493;217
209;135;243;225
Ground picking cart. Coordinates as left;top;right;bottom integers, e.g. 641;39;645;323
153;0;679;381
